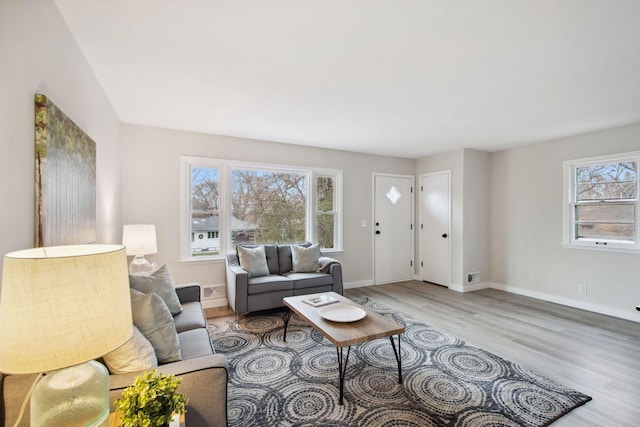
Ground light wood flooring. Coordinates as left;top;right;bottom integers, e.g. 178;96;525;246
345;281;640;427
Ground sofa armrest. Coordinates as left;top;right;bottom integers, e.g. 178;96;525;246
226;254;249;314
109;354;228;427
319;256;343;295
176;283;201;304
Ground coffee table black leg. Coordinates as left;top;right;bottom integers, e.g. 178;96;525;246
389;334;403;384
336;346;352;405
282;309;293;342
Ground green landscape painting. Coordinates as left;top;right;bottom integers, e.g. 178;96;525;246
35;94;96;247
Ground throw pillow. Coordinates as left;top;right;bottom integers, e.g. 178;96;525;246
129;264;182;315
292;243;321;273
103;325;158;374
237;245;270;278
130;289;182;363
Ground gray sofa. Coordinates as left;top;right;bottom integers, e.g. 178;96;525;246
0;284;228;427
226;243;343;314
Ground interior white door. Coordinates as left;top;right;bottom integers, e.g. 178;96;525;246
420;171;450;286
374;174;413;284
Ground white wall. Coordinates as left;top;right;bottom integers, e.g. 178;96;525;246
462;149;490;288
0;0;121;279
490;123;640;321
119;124;415;288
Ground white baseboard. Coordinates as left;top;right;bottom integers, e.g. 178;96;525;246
490;282;640;323
449;282;490;293
202;298;228;309
344;280;374;289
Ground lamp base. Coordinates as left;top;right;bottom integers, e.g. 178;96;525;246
31;360;109;427
128;255;157;275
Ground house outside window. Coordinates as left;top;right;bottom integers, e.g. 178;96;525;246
563;152;640;252
181;157;342;261
189;166;221;257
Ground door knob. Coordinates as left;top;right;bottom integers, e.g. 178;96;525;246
442;233;448;238
376;231;381;235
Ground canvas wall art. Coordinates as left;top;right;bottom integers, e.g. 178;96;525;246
35;94;96;247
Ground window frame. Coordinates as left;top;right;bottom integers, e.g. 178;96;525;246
180;156;227;262
180;156;343;262
563;151;640;253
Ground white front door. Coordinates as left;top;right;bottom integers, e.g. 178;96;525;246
373;174;414;284
420;171;450;286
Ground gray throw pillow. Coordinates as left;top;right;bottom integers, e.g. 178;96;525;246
103;325;158;374
237;245;270;278
130;289;182;363
129;264;182;315
292;243;321;272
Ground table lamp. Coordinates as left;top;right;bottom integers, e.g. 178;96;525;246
122;224;158;275
0;244;132;426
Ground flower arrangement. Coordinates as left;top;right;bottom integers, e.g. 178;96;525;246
115;369;188;427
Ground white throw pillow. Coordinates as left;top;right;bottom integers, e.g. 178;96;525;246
237;245;270;278
103;325;158;374
292;243;321;273
130;289;182;363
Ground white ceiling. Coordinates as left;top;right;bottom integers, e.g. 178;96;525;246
54;0;640;159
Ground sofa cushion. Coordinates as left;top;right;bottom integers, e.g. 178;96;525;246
285;272;333;290
238;243;279;274
178;328;215;359
247;275;293;295
103;325;158;374
130;289;182;363
174;301;207;333
277;242;311;274
292;243;321;272
129;264;183;315
237;245;270;278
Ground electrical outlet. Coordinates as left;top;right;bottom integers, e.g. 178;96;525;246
578;284;588;295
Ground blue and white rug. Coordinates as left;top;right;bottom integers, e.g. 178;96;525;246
208;298;591;426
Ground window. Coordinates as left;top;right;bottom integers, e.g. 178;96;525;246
181;157;342;261
230;168;307;248
316;176;336;249
188;165;221;257
563;152;639;252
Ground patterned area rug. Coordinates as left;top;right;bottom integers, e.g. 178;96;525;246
207;298;591;426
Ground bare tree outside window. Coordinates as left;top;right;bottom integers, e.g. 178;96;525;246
316;176;335;248
191;167;220;256
574;161;637;241
231;169;306;247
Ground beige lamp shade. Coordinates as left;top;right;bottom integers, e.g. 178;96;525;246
0;244;132;374
122;224;157;256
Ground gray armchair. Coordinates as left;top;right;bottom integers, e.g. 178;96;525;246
226;243;343;314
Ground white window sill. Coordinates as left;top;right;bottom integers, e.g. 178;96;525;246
179;256;226;265
562;244;640;255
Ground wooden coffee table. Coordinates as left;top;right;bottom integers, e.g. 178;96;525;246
282;292;405;405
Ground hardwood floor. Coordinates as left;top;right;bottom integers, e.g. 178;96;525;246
345;281;640;427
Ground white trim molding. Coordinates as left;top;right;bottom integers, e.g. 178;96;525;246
490;282;640;323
